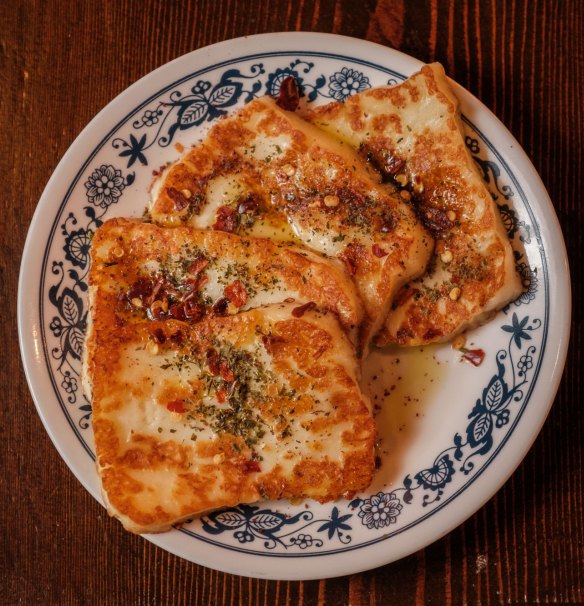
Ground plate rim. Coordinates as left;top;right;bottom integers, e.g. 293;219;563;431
18;31;571;580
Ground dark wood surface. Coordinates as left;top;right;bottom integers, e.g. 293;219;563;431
3;1;582;603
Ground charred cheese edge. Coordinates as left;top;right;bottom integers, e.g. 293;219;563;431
84;287;376;533
149;96;433;349
87;217;363;342
306;63;523;346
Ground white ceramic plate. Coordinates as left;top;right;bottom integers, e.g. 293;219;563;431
18;33;570;580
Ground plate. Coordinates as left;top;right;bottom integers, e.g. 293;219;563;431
18;32;570;580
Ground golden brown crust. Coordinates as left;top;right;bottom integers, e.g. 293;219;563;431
150;96;433;349
86;221;376;534
306;63;523;346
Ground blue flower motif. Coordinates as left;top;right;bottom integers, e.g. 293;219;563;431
234;530;254;543
63;227;92;269
465;136;480;154
514;263;538;306
61;371;78;394
328;68;370;101
518;354;533;374
290;533;315;549
318;506;352;540
84;165;125;209
265;67;303;97
502;313;532;349
358;492;402;529
118;133;148;167
141;109;161;127
192;80;211;94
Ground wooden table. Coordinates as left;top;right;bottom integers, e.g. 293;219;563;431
3;1;581;603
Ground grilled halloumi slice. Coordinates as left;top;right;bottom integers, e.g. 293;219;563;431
85;296;376;534
306;63;522;346
88;217;362;340
149;96;433;349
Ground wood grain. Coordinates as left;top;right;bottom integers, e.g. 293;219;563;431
2;0;582;603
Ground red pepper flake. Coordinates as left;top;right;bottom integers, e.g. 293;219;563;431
167;400;186;413
216;386;228;404
166;187;191;211
372;243;388;258
461;348;486;367
275;76;300;112
237;194;258;214
291;301;316;318
213;205;237;232
206;349;220;375
152;328;166;344
241;460;261;473
212;297;229;316
224;280;248;308
262;334;285;353
219;360;235;383
183;299;205;321
187;257;209;275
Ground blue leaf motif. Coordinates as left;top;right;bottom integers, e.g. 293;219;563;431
208;83;242;107
468;412;492;446
483;376;504;411
249;513;285;532
69;327;85;358
60;289;81;326
179;98;209;126
213;511;248;528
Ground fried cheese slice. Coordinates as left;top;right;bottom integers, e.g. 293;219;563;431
149;96;433;349
88;217;362;340
306;63;522;346
84;295;376;533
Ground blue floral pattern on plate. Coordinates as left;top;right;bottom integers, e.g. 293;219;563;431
39;50;546;558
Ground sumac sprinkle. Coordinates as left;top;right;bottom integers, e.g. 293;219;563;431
167;400;186;413
461;348;486;367
224;280;247;308
275;76;300;112
372;243;388;258
166;187;191;211
241;460;261;473
213;205;237;232
292;301;316;318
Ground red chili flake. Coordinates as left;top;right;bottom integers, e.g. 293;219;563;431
183;299;205;321
213;205;237;232
168;303;187;321
419;205;453;236
187;257;209;275
262;334;285;353
341;255;357;275
125;276;155;304
241;460;261;473
167;400;186;413
206;349;221;375
372;243;388;258
152;328;166;344
461;348;486;367
166;187;191;211
291;301;316;318
219;360;235;383
237;194;258;214
212;297;229;316
224;280;248;308
275;76;300;112
216;386;228;404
